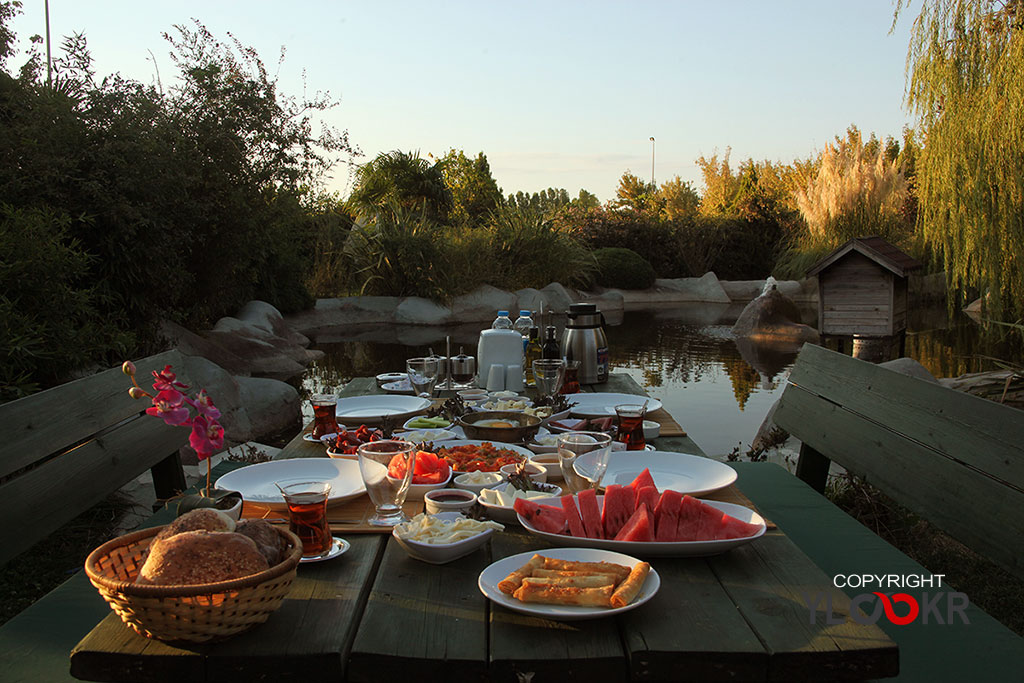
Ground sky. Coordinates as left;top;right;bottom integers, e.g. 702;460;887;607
8;1;916;203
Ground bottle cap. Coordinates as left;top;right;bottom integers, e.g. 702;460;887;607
497;310;508;316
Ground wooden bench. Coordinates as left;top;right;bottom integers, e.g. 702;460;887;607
733;343;1024;681
0;350;192;681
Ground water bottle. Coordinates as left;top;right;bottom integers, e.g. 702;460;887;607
513;310;534;347
491;310;513;329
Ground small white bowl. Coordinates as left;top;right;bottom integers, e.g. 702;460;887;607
423;488;477;514
643;420;660;440
458;389;488;402
391;467;453;501
500;462;547;484
393;511;495;564
397;428;457;443
526;433;560;454
528;453;562;481
453;471;506;495
477;483;564;524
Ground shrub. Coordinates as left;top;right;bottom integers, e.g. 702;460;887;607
557;207;688;278
592;247;656;290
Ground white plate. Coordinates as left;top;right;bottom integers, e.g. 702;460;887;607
402;416;453;430
434;439;534;472
376;372;407;384
299;536;351;563
478;547;660;620
215;459;366;509
381;379;414;394
567;393;663;418
596;451;737;495
518;496;765;557
335;395;432;425
396;428;457;443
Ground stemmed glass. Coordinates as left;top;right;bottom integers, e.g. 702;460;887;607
356;440;417;526
406;357;439;398
532;359;565;402
557;431;613;494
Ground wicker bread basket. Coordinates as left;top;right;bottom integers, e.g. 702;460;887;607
85;524;303;643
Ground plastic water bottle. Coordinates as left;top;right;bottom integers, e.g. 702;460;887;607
491;310;513;329
513;310;534;342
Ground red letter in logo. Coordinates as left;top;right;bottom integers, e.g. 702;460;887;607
873;592;920;625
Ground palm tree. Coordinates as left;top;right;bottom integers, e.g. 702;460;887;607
347;150;452;222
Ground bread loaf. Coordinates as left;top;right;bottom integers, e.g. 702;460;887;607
137;530;269;585
235;519;287;566
153;508;236;544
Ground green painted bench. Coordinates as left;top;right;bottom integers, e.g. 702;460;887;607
735;343;1024;681
0;350;192;682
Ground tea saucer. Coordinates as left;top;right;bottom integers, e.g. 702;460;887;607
299;537;350;563
303;431;339;443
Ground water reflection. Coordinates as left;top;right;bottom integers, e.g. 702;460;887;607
303;304;1002;458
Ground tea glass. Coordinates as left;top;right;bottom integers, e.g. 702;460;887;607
557;431;613;494
310;393;339;439
560;359;581;394
614;403;647;450
532;359;565;402
275;480;332;557
406;357;439;398
357;440;417;526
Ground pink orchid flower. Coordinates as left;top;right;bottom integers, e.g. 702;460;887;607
152;365;189;392
191;389;222;420
146;389;191;426
189;414;225;461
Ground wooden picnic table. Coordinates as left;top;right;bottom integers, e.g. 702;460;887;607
70;374;898;682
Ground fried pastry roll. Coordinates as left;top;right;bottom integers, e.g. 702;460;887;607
498;554;545;595
609;562;651;608
512;582;614;606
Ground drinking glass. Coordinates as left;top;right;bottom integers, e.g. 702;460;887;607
557;431;613;494
357;439;416;526
406;357;439;398
560;359;581;394
532;359;565;401
275;480;332;557
310;394;339;439
614;403;647;450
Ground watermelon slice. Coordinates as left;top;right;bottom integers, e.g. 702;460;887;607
715;514;763;540
653;489;683;541
675;495;705;541
602;485;636;538
635;485;659;517
560;495;586;538
514;498;567;534
577;489;604;538
614;504;654;542
628;468;657;493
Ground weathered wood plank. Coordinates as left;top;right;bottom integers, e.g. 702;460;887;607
709;532;898;681
348;539;491;682
784;344;1024;489
619;556;768;681
0;417;188;566
487;531;627;683
0;350;187;478
777;382;1024;577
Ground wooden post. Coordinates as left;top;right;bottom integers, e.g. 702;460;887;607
795;443;831;493
150;450;187;503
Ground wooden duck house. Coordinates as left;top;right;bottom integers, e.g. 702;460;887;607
807;236;922;338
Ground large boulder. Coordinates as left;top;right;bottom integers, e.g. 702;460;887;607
878;358;939;384
720;280;767;302
205;302;322;380
183;356;255;441
539;283;576;314
237;376;301;437
285;296;404;335
731;286;819;343
659;272;732;303
395;297;451;325
451;285;517;321
236;300;311;347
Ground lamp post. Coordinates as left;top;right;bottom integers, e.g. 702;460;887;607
649;136;655;187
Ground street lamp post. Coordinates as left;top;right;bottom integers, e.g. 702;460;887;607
649;136;655;187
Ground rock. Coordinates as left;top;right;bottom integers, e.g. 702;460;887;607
451;285;518;321
578;288;625;312
720;280;767;302
236;300;310;347
395;297;451;325
159;320;250;376
878;358;939;384
237;376;301;437
206;301;322;381
731;286;819;343
183;356;255;442
285;296;404;335
540;283;576;314
661;272;732;303
514;288;545;315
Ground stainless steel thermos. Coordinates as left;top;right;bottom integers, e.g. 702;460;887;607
560;303;609;383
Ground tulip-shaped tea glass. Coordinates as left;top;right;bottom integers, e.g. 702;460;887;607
614;403;647;450
532;359;565;402
406;357;439;398
357;439;417;526
310;394;339;439
557;431;613;494
275;480;332;557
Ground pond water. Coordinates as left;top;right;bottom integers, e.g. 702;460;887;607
302;302;1000;458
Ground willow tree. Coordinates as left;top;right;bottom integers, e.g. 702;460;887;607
899;0;1024;318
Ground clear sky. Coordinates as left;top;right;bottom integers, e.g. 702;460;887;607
8;1;914;203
